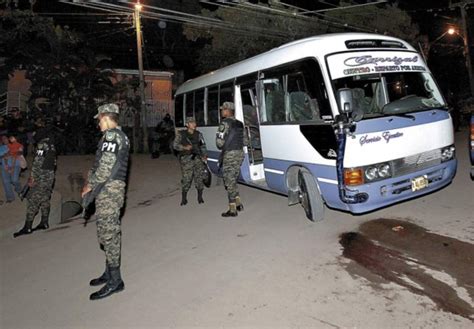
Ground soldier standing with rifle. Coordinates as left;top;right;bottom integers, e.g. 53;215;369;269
13;128;56;237
216;102;247;217
81;103;130;300
173;117;207;206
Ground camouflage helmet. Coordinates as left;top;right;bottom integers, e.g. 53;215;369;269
185;116;196;124
94;103;119;119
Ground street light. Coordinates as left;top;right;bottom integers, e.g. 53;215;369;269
134;0;148;153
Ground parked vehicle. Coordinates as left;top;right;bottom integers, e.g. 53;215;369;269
175;33;457;221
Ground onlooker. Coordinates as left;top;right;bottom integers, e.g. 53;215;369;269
0;116;7;136
0;135;9;204
151;113;175;158
1;134;24;202
7;107;23;134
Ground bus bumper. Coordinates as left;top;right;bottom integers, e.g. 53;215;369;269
340;159;457;214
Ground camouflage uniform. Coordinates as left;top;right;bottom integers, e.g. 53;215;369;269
216;114;248;216
88;127;129;268
173;127;207;204
26;136;56;223
86;103;129;301
13;131;57;238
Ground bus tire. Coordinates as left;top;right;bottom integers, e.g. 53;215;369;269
298;170;324;222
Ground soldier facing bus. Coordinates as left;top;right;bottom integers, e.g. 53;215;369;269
173;117;207;206
216;102;247;217
81;103;130;301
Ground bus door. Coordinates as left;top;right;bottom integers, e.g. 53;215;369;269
237;83;265;182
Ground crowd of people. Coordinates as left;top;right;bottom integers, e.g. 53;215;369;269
3;101;248;302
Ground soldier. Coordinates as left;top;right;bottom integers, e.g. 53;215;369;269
13;128;56;237
81;103;130;301
216;102;247;217
173;117;207;205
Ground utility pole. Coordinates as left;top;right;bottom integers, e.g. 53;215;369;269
134;1;149;153
460;2;474;96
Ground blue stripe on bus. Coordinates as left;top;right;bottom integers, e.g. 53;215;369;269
207;151;456;214
354;110;450;134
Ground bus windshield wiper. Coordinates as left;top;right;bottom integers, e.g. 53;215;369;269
389;113;416;120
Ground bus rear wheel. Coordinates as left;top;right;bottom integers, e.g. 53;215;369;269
298;170;324;222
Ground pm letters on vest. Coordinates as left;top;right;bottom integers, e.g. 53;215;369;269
102;141;118;153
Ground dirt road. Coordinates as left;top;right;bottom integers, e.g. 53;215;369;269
1;129;473;328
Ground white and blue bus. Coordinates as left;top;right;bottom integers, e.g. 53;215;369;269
174;33;457;221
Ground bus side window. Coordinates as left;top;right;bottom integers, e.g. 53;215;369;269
195;89;205;125
289;91;320;121
264;82;285;123
207;85;219;125
185;92;194;119
220;81;234;108
175;94;184;127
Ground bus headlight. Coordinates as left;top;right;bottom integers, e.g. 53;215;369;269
345;162;392;186
365;167;378;180
362;162;392;183
378;164;391;178
441;145;455;162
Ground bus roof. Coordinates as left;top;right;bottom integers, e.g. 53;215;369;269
176;33;417;95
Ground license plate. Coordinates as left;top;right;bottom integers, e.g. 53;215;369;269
411;175;428;191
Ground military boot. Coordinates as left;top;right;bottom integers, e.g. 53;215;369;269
236;196;244;212
33;215;49;231
13;221;33;238
221;203;238;217
197;189;204;204
90;266;124;300
180;191;188;206
90;264;110;286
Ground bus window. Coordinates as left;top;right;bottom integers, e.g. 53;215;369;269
195;89;205;125
263;79;285;123
262;58;331;124
220;81;234;107
207;85;219;126
175;94;184;127
185;92;194;119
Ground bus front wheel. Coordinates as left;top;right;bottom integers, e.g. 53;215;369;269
298;170;324;222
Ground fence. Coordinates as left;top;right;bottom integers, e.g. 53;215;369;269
0;91;29;117
120;99;174;128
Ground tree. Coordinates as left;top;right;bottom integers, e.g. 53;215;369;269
0;8;141;153
326;1;420;43
183;1;421;74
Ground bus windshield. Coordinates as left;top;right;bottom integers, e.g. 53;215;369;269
333;71;446;118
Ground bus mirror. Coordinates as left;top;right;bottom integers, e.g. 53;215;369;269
337;88;354;114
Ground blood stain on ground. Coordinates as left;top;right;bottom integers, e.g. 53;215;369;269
340;218;474;320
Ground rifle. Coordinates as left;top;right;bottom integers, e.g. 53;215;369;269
19;183;30;201
82;148;125;226
81;182;105;226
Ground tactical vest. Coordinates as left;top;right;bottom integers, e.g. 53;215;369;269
36;138;56;171
179;130;202;155
224;117;244;151
94;128;130;182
